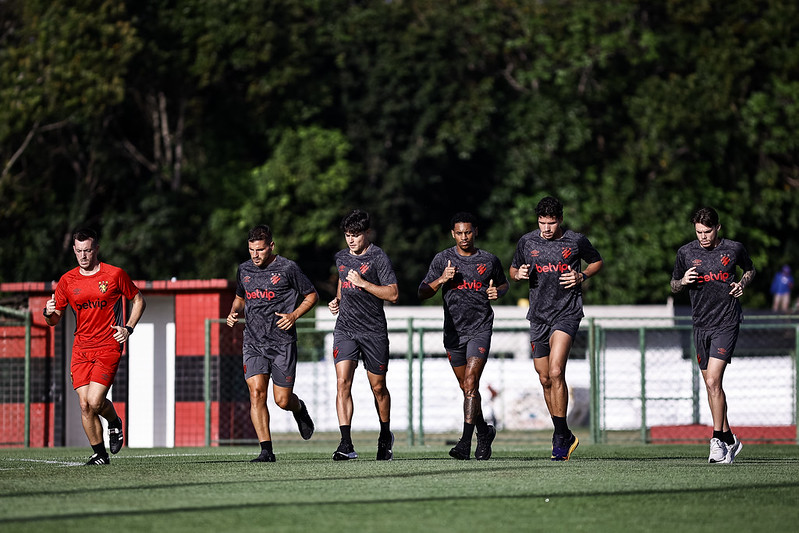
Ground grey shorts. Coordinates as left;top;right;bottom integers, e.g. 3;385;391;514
694;323;739;370
333;331;390;375
529;319;581;358
243;343;297;387
446;332;492;368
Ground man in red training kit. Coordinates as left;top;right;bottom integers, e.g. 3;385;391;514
44;228;146;465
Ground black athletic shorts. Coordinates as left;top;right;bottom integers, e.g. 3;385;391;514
529;318;581;359
243;343;297;387
693;323;739;370
446;332;492;368
333;331;390;375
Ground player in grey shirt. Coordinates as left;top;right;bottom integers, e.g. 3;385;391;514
226;225;318;462
328;210;399;461
671;207;755;464
510;196;603;461
419;212;508;461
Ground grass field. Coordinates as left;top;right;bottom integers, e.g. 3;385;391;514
2;433;798;532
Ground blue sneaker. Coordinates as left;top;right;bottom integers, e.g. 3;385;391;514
551;432;579;461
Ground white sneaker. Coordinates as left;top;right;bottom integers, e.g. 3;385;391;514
723;434;743;464
708;437;727;463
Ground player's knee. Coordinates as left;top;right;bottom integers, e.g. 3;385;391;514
336;376;353;392
704;375;723;393
273;395;291;410
549;366;565;382
371;381;388;398
84;398;104;415
78;399;92;415
248;387;267;403
462;376;479;395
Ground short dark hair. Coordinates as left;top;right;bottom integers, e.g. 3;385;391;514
248;225;273;243
341;210;370;233
535;196;563;218
691;207;719;227
450;212;477;229
72;228;98;245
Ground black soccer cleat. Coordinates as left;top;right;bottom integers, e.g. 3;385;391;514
85;453;110;466
333;440;358;461
376;432;394;461
449;439;471;460
474;425;496;461
251;450;276;463
108;424;124;455
293;400;315;440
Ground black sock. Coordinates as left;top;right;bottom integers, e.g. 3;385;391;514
91;442;107;456
259;441;273;454
475;417;489;435
379;420;391;441
552;416;569;436
340;425;352;444
108;417;122;429
713;430;724;441
721;430;735;445
461;422;475;443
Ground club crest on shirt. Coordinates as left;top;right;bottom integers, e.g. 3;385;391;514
720;254;731;266
271;274;281;285
98;281;108;293
477;264;487;275
562;248;573;259
359;263;370;274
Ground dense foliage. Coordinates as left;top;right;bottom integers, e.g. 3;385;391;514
2;0;797;308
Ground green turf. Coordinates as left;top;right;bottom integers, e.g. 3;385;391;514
1;436;798;532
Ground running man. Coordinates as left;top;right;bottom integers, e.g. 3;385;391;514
671;207;755;463
328;210;399;461
418;212;508;460
227;225;318;462
510;196;603;461
44;228;146;465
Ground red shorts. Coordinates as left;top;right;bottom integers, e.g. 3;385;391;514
71;348;122;389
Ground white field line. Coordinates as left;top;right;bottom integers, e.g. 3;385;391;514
1;450;253;468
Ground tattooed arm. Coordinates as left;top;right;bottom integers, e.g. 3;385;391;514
729;267;756;299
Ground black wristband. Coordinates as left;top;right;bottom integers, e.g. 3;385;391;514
124;326;134;335
42;308;50;318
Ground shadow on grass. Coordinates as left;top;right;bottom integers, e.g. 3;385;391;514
3;479;799;525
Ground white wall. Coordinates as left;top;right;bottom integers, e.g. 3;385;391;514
127;295;175;448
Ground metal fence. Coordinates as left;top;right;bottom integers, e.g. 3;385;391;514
594;318;798;444
2;311;797;447
201;315;799;446
0;306;33;447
